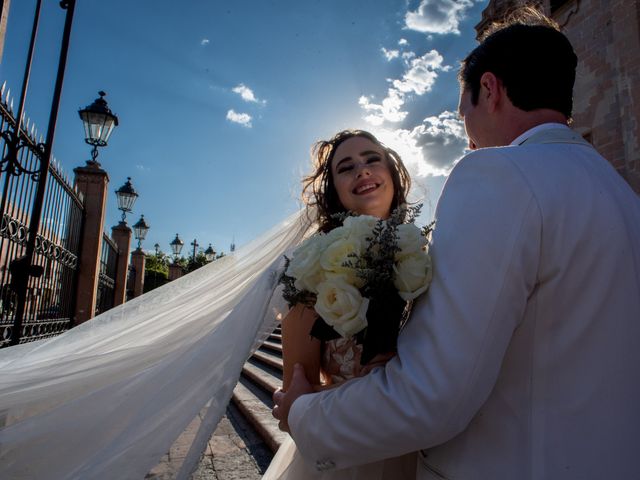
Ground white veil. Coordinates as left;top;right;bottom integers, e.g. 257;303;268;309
0;209;313;479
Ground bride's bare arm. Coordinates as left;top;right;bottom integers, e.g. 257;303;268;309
281;304;322;391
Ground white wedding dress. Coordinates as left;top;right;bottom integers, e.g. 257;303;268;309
0;211;312;479
262;337;417;480
0;209;417;480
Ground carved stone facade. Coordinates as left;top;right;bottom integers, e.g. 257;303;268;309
476;0;640;194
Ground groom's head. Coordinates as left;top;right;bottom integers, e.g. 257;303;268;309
457;8;577;147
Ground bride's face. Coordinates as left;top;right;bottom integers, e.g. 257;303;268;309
330;136;395;219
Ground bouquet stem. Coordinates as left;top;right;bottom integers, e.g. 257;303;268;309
359;289;406;365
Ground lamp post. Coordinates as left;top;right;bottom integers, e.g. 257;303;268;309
1;0;78;346
204;244;216;262
78;91;118;166
132;215;150;250
170;234;184;261
153;243;160;288
115;177;138;224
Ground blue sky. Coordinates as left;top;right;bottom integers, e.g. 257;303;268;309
1;0;487;255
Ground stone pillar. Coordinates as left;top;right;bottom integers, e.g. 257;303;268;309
130;249;146;298
73;162;109;324
168;263;184;281
111;222;132;306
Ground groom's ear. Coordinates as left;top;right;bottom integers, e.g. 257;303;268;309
479;72;502;114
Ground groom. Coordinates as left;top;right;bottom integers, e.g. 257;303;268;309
273;9;640;479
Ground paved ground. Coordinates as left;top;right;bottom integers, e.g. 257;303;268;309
146;403;273;480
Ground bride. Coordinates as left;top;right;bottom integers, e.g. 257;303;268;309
263;129;418;479
0;130;422;480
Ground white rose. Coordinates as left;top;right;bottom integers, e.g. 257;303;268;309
395;223;426;259
314;277;369;338
286;236;325;293
322;224;349;244
342;215;379;242
393;252;433;301
319;236;363;286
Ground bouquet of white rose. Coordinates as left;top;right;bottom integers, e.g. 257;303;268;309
279;205;433;364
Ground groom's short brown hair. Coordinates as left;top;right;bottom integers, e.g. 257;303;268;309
459;7;578;118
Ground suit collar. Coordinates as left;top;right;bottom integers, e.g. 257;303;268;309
516;125;592;148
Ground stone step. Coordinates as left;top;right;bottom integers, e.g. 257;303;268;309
242;358;282;395
269;333;282;342
147;398;273;479
148;328;286;478
260;340;283;355
231;377;288;453
252;348;283;371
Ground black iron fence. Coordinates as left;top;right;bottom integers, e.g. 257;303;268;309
96;233;117;315
0;88;84;348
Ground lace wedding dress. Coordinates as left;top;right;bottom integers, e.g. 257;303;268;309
262;337;417;480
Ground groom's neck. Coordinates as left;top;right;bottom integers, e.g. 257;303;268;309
499;108;568;146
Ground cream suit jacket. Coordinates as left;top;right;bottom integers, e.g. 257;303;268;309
288;126;640;479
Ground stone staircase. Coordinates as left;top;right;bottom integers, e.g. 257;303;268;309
147;327;287;479
231;326;288;454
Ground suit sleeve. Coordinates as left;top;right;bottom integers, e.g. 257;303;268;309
288;149;542;471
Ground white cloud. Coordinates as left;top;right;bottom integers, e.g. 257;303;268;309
381;47;400;61
232;83;266;104
398;38;408;46
200;38;210;46
405;0;474;35
370;112;467;176
393;49;447;95
359;50;446;125
226;109;252;128
359;90;408;126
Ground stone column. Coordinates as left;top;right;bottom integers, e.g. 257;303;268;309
168;263;184;281
111;222;131;306
73;162;109;324
130;249;146;297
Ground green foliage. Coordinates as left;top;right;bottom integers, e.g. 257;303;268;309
145;252;169;275
144;252;170;293
143;248;225;293
144;268;169;293
185;252;209;273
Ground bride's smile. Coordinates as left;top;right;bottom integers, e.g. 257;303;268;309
352;181;379;195
331;136;394;219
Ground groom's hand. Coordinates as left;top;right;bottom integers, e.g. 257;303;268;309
272;363;313;433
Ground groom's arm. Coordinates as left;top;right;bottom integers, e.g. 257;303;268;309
286;148;541;471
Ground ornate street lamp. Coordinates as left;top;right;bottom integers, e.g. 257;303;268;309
204;244;216;262
170;234;184;260
115;177;138;223
154;243;160;256
78;91;119;165
132;215;150;250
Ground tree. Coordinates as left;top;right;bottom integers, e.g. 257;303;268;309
144;252;169;293
143;248;226;293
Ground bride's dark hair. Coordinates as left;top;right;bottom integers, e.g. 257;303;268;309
302;129;411;233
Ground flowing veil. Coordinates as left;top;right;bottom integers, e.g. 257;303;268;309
0;209;314;479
